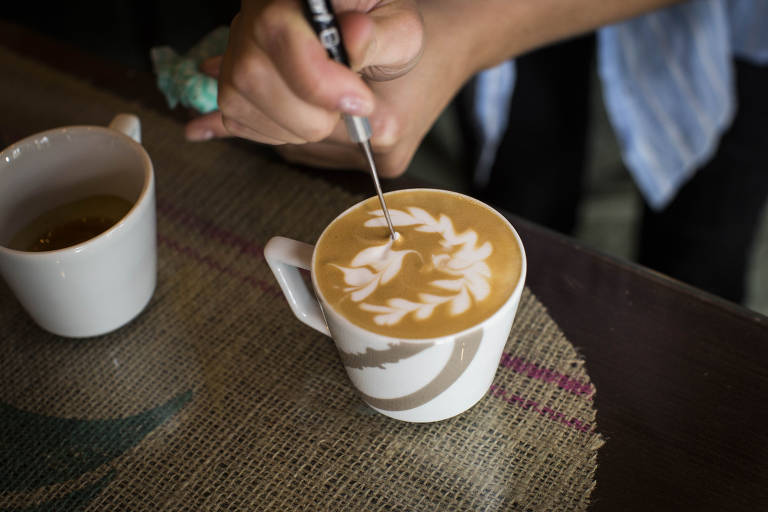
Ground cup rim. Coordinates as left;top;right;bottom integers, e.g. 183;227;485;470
0;125;154;257
310;188;527;344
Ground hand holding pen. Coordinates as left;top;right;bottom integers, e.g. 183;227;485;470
184;0;423;169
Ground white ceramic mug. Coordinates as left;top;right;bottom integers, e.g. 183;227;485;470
0;114;156;338
265;191;527;422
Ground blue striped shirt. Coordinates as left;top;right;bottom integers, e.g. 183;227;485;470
472;0;768;210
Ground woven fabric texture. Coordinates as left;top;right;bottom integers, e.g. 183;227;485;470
0;47;603;511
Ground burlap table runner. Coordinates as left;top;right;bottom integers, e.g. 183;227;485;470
0;47;603;511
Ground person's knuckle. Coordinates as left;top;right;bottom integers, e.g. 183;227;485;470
220;115;241;136
301;115;337;143
398;10;424;53
254;2;285;46
374;115;403;151
293;76;332;108
230;58;268;99
217;88;239;117
228;65;250;94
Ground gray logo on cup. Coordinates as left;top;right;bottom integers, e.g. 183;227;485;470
338;328;484;411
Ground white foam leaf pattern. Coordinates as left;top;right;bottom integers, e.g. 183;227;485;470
349;278;381;302
351;244;389;269
451;241;492;267
450;286;471;315
408;207;437;225
414;304;437;320
430;279;464;291
364;209;423;227
419;293;453;304
464;264;492;300
335;206;495;326
333;237;417;303
359;301;413;325
332;265;375;287
357;303;396;313
380;259;404;284
360;297;440;325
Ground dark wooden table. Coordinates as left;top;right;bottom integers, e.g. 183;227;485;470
2;19;767;511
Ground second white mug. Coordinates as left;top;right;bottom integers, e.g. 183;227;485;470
0;114;157;338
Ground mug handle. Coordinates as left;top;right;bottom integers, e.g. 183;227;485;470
264;236;331;337
108;113;142;143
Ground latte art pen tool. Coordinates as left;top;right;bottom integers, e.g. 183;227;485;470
303;0;398;241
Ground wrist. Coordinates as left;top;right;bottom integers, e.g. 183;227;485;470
418;0;517;77
417;1;480;90
418;0;684;75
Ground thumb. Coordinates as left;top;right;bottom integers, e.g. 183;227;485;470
337;1;423;81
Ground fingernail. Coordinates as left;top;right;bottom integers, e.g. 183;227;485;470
187;129;214;142
339;96;372;116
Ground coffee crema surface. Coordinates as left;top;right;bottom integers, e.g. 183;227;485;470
314;189;522;338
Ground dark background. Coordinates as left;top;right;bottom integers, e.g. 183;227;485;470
4;2;239;71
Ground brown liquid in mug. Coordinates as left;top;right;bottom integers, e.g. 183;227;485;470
7;194;133;252
314;189;522;338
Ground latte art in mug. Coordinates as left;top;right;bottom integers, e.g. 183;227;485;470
338;208;492;321
315;189;522;338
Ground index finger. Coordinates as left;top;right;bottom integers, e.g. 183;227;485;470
253;0;375;116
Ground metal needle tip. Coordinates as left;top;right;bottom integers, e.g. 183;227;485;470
358;140;397;241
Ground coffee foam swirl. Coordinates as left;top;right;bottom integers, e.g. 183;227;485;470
334;207;493;326
314;189;521;339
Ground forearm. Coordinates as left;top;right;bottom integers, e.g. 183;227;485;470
419;0;684;75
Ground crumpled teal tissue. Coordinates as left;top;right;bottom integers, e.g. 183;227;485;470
150;26;229;114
